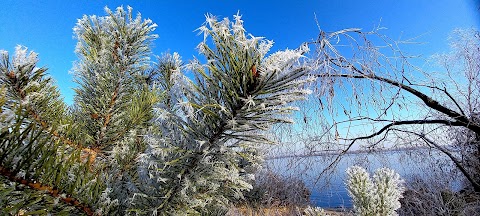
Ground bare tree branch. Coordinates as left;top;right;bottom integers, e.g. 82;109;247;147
395;129;480;192
316;72;480;134
304;28;480;193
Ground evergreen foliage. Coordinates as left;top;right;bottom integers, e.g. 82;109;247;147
0;46;100;215
0;7;312;215
133;13;313;214
71;6;158;214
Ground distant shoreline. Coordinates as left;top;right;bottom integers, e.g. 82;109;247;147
264;145;452;160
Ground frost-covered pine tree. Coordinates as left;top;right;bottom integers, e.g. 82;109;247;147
71;6;158;214
0;46;102;215
346;166;405;216
133;13;314;214
0;6;313;215
0;6;158;215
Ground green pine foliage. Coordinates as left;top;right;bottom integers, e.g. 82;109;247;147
0;46;101;215
132;14;313;214
71;6;158;214
0;6;313;215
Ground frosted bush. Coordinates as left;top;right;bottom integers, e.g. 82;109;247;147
346;166;405;216
303;206;332;216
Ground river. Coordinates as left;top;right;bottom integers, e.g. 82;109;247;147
264;148;463;208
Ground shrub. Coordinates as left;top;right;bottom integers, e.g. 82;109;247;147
398;177;480;215
346;166;405;216
242;170;311;208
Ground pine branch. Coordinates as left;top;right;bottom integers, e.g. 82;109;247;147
138;13;313;214
0;166;94;215
70;7;159;213
94;82;119;149
157;109;237;211
2;48;98;166
1;46;104;214
73;6;157;153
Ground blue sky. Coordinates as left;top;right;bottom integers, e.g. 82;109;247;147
0;0;479;105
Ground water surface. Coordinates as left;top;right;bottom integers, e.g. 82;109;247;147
264;148;461;208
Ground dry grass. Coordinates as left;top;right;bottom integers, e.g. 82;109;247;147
227;205;352;216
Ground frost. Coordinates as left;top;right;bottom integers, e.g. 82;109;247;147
196;26;210;41
0;50;8;60
258;39;274;57
204;14;217;28
232;11;245;35
259;103;266;109
196;42;207;54
186;58;203;72
227;118;238;129
300;89;313;95
53;197;60;205
242;95;256;108
26;81;41;89
245;174;255;181
196;140;206;148
20;95;30;107
177;101;194;119
95;187;119;215
239;124;250;130
153;108;169;121
12;45;38;68
263;48;305;78
0;108;15;127
346;166;405;216
15;171;26;179
304;206;331;216
246;34;264;49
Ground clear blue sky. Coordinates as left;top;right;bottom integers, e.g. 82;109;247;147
1;0;479;105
